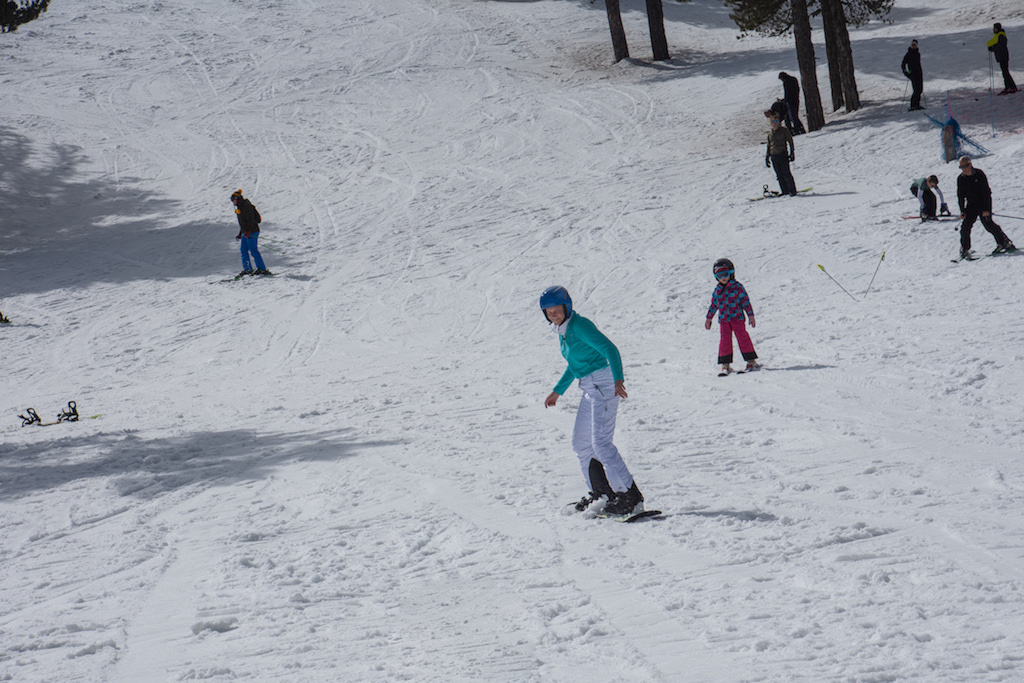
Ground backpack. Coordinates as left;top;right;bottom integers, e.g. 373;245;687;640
254;206;261;224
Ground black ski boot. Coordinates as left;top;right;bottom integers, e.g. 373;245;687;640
574;459;616;511
604;482;644;516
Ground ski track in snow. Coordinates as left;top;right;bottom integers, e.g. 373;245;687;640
3;0;1024;680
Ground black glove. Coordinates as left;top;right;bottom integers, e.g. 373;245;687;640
766;159;771;168
788;153;795;162
236;233;241;240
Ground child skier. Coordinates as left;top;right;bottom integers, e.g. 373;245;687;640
539;285;644;516
910;175;950;220
704;259;760;375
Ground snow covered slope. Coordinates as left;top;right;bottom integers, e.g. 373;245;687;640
2;0;1024;680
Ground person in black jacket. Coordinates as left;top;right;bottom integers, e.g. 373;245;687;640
988;23;1018;95
956;157;1016;259
230;189;270;276
778;72;806;135
902;40;924;110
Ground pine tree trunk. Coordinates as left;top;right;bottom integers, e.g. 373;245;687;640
820;0;859;112
791;0;825;131
605;0;629;63
819;0;845;111
645;0;670;61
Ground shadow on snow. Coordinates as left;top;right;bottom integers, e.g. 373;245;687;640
0;426;402;500
0;127;293;297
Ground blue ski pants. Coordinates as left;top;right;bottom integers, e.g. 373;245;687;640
240;233;266;272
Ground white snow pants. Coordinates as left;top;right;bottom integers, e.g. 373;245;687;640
571;366;634;493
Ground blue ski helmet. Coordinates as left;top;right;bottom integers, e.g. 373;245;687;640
539;285;572;322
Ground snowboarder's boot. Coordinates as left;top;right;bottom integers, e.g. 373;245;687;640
604;482;644;516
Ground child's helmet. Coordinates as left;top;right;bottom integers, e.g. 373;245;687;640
713;258;735;279
539;286;573;322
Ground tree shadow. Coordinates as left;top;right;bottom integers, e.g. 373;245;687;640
0;426;403;500
0;127;290;297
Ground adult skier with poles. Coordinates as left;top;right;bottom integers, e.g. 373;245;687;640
956;156;1016;260
539;286;645;517
988;23;1018;95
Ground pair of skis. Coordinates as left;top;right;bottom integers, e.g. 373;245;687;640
215;270;275;283
718;365;762;377
951;247;1019;263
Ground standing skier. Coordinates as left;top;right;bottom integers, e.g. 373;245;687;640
540;286;644;516
902;39;924;110
230;189;271;277
778;72;806;135
765;117;797;197
956;157;1016;260
910;175;949;220
988;23;1018;95
705;259;760;375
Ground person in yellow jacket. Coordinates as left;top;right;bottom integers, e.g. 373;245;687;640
988;23;1018;95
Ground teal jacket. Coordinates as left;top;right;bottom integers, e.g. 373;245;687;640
552;313;624;395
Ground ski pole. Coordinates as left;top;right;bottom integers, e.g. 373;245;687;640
901;78;909;113
993;213;1024;221
817;264;858;302
863;251;886;297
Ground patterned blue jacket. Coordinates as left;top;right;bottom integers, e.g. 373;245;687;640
706;280;755;323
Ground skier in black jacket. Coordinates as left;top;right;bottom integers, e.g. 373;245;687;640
230;189;270;276
901;40;924;110
778;72;806;134
956;157;1016;259
988;23;1018;95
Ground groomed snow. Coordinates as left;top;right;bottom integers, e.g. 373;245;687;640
3;0;1024;680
